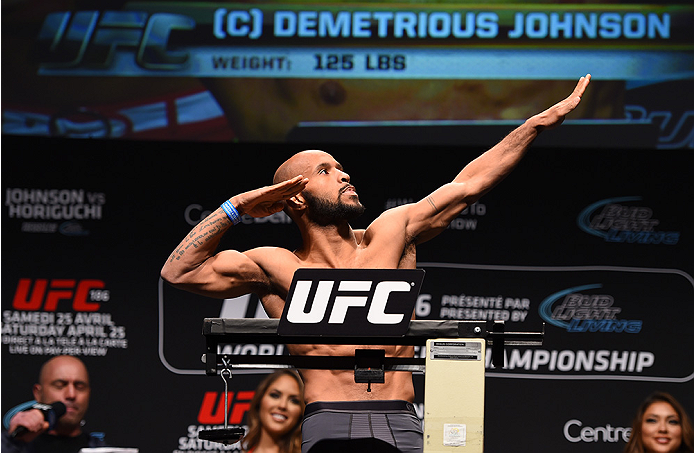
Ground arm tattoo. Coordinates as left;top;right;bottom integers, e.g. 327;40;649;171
426;196;438;213
167;214;229;263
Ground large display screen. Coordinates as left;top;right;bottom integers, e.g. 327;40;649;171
2;1;693;147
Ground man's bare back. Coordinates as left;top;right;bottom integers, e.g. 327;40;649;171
161;74;591;406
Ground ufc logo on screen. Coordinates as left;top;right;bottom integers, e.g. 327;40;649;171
278;269;425;337
36;11;194;70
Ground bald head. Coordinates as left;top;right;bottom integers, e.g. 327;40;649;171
34;355;91;435
272;150;363;226
273;150;332;184
38;355;88;385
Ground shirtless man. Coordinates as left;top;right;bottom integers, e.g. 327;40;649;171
161;74;591;453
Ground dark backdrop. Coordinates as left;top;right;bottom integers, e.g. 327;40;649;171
2;135;692;452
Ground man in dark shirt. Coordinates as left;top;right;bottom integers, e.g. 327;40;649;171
2;355;107;453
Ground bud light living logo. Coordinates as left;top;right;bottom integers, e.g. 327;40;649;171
539;284;642;333
577;196;679;245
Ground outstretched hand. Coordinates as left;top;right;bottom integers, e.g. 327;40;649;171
531;74;591;131
232;175;309;218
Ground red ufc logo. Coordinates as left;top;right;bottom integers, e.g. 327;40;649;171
198;391;255;425
12;279;105;311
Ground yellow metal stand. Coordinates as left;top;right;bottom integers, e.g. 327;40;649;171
423;338;486;453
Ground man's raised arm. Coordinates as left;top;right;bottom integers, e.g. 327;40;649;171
406;74;591;243
160;175;308;297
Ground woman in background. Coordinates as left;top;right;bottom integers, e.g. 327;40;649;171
242;370;305;453
624;391;694;453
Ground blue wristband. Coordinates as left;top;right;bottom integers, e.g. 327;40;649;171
221;200;242;225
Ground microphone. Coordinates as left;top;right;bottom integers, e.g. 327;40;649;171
10;402;67;439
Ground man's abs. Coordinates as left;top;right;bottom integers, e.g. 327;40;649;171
289;344;416;404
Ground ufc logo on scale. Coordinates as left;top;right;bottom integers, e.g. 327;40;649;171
278;269;425;337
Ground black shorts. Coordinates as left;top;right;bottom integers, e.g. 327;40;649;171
301;400;423;453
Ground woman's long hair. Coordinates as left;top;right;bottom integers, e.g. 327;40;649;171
241;370;305;453
623;391;694;453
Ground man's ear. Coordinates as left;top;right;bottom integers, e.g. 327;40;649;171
287;193;306;211
32;384;42;402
